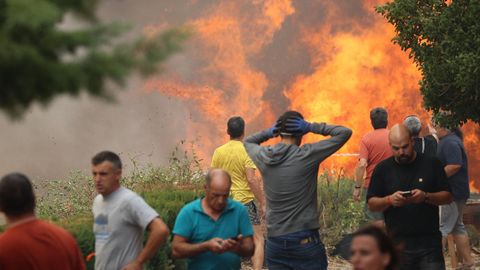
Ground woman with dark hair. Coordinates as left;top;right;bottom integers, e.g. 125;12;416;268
350;226;398;270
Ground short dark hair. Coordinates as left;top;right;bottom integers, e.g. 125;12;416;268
276;110;304;138
227;116;245;139
92;151;122;169
352;226;398;270
205;169;231;187
370;107;388;129
0;173;36;217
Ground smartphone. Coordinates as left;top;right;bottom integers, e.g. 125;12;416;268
401;191;412;197
230;236;240;241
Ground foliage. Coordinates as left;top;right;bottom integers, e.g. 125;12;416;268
376;0;480;127
317;174;367;248
127;140;204;190
35;170;96;220
0;0;189;119
36;143;204;220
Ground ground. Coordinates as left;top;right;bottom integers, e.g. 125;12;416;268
241;253;480;269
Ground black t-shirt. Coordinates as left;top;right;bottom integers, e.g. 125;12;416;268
413;135;437;157
367;154;450;241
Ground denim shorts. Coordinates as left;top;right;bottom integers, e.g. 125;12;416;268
265;229;328;270
244;200;261;225
440;200;468;236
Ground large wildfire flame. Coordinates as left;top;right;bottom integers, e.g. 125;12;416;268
144;0;479;190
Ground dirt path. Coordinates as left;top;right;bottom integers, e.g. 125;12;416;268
242;253;480;269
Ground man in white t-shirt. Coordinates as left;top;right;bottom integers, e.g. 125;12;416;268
91;151;170;270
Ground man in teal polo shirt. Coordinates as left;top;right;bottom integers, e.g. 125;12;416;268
172;169;254;270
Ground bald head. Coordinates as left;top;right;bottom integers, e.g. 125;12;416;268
389;124;415;164
389;124;412;144
205;169;231;212
206;169;231;188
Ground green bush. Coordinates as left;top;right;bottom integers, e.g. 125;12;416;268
317;176;367;248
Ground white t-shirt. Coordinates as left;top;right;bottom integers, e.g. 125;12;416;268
93;187;158;270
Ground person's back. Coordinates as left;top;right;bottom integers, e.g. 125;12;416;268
212;140;255;204
403;115;438;158
211;116;265;270
0;173;85;270
252;142;329;236
360;128;392;187
245;110;351;270
413;135;437;157
0;219;84;270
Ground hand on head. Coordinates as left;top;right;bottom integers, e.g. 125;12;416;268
284;117;312;135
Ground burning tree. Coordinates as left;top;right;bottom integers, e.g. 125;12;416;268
0;0;189;119
376;0;480;127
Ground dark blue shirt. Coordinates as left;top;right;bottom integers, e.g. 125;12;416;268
437;133;470;200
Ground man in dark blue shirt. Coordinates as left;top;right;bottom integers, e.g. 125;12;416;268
437;125;474;269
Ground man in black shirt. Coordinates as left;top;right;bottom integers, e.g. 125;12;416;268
367;124;452;270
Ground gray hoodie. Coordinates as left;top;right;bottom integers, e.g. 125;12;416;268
244;123;352;237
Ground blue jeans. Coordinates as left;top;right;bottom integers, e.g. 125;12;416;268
265;229;328;270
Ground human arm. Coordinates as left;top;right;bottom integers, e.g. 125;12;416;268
441;140;464;177
122;195;169;270
227;235;254;257
244;124;279;164
353;158;367;201
306;122;353;159
172;235;226;258
368;191;407;211
445;165;462;178
281;118;352;161
409;189;452;205
123;218;170;270
246;168;265;215
365;163;407;211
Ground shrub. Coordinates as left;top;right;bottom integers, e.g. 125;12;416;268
317;174;367;248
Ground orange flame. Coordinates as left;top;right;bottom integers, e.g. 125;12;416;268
144;0;480;189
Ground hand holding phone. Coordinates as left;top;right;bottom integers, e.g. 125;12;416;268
401;191;412;198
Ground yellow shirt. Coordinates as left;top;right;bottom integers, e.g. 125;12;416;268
211;140;256;204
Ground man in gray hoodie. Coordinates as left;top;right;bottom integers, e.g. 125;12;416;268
244;110;352;270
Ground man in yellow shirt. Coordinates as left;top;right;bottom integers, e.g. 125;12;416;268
211;116;265;270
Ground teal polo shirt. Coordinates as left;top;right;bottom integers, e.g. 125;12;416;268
173;198;253;270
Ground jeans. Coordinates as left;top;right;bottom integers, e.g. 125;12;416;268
398;236;445;270
265;229;328;270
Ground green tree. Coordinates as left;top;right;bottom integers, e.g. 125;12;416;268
377;0;480;126
0;0;189;119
